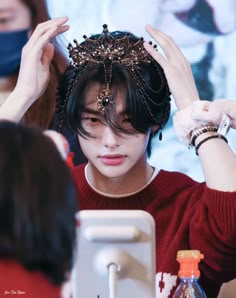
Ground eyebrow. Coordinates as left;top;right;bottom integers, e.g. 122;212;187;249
83;108;101;115
0;8;15;13
83;107;128;117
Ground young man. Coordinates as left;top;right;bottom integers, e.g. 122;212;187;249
55;24;236;297
2;19;236;297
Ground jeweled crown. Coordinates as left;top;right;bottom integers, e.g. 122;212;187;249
67;24;154;67
57;24;171;131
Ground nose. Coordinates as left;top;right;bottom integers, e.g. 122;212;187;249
102;126;120;148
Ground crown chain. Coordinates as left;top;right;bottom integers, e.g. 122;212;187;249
96;63;113;113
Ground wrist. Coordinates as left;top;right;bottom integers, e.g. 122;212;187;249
2;89;34;122
195;132;228;156
194;131;219;147
173;100;231;146
190;125;218;147
10;88;35;110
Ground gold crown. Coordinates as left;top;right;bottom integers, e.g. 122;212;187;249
67;24;155;67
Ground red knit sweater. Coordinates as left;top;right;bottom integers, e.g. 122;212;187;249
0;260;61;297
72;164;236;298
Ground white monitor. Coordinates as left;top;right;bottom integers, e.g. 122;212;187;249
72;210;156;298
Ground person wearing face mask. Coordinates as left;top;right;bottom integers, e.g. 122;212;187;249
0;27;28;78
0;0;87;165
0;0;67;130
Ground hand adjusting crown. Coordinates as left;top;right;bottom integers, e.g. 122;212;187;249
67;24;153;68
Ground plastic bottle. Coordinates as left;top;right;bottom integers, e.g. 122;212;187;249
172;250;207;298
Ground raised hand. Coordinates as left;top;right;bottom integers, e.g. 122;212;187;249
15;17;69;105
0;17;69;121
144;25;200;110
191;99;236;129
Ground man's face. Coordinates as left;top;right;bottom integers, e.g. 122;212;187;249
78;82;150;179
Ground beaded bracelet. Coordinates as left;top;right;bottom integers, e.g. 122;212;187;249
190;125;218;147
195;134;228;155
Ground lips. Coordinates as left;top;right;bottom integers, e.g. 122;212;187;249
100;154;125;166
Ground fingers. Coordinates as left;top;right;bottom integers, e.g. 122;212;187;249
144;24;200;109
31;17;69;41
145;24;185;64
192;109;222;123
143;42;168;70
144;24;193;81
23;17;69;54
17;17;69;101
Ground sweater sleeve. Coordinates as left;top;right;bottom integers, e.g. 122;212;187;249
189;186;236;283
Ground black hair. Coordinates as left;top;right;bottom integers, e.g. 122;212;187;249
56;30;171;157
0;121;77;285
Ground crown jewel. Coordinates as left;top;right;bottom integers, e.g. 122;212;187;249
67;24;152;68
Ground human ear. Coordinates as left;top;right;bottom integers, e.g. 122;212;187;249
152;125;160;134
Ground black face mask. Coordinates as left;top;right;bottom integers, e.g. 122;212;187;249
0;29;29;77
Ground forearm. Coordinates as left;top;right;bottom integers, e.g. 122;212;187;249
196;131;236;191
173;100;236;191
0;90;34;122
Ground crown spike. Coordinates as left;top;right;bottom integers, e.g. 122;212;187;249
103;24;109;34
67;24;153;68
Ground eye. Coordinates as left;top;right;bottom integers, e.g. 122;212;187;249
120;117;134;130
82;116;99;122
90;117;99;123
0;14;14;25
81;115;103;127
123;117;132;123
121;114;133;124
0;18;9;24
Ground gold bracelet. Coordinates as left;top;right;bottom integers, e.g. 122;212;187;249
190;125;218;147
